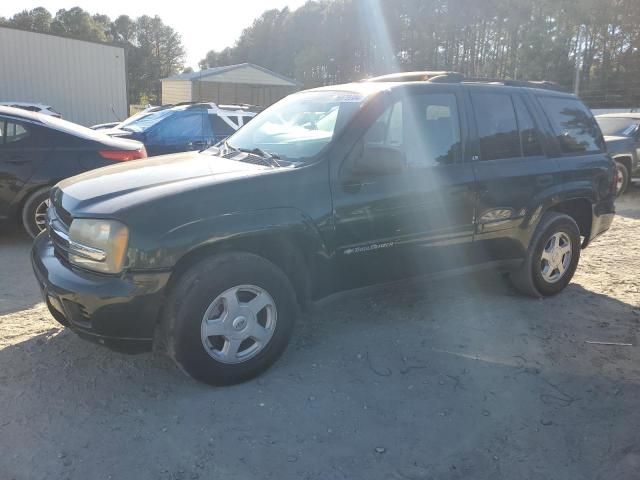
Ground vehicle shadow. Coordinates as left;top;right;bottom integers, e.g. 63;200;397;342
1;272;639;479
0;229;42;315
615;181;640;219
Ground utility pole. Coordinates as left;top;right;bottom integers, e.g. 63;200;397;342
574;26;582;96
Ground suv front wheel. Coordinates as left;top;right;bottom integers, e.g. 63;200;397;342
509;212;581;297
163;252;297;386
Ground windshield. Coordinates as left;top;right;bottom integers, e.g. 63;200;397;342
596;117;640;137
221;90;365;163
121;109;176;132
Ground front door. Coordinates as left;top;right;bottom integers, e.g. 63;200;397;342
331;87;477;291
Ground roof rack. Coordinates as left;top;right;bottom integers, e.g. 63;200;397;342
172;102;261;112
365;71;461;83
365;71;566;92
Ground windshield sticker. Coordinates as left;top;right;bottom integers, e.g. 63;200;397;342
329;93;364;103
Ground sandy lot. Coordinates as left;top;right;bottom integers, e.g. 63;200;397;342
1;186;639;480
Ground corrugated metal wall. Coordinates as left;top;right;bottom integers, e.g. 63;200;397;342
161;80;193;104
0;27;128;126
201;65;297;86
193;82;296;107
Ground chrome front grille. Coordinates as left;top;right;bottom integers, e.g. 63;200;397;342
47;205;71;261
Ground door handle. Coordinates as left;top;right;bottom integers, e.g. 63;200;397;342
187;141;206;150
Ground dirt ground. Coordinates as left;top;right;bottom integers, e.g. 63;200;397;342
1;186;639;480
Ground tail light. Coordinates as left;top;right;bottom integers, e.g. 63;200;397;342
611;164;619;193
99;147;147;162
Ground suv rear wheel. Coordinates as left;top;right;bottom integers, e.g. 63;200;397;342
614;161;629;196
509;212;581;297
164;252;297;386
22;187;50;238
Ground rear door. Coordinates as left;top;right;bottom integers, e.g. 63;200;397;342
331;86;477;289
467;87;559;262
0;118;48;219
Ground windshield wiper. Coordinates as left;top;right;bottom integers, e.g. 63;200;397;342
224;141;282;168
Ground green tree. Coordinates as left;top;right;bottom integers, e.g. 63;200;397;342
9;7;52;31
2;7;185;104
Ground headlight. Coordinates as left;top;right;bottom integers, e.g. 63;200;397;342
68;219;129;273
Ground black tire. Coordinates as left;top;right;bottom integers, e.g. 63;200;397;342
163;252;297;386
21;187;50;238
509;212;581;297
614;161;629;197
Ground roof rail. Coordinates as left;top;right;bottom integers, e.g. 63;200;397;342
364;70;566;92
460;77;567;92
365;71;460;83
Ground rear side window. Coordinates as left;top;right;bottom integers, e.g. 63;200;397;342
210;115;235;136
538;96;603;154
512;95;543;157
240;114;255;126
471;93;520;160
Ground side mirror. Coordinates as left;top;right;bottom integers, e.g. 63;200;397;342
352;146;405;176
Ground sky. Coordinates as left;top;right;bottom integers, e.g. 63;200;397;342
0;1;308;69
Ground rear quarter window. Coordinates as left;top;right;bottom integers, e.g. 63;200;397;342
0;121;30;145
210;115;236;136
538;96;604;154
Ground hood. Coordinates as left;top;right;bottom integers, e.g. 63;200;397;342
603;135;630;142
603;135;634;154
54;151;268;216
603;135;633;145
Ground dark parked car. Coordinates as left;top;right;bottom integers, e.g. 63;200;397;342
0;106;146;237
103;103;257;156
33;76;616;386
595;113;639;195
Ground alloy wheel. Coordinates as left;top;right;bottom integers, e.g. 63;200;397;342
34;199;50;232
540;232;572;283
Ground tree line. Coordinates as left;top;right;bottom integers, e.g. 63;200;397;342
0;7;185;105
199;0;640;108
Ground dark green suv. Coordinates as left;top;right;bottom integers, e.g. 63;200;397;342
32;76;616;385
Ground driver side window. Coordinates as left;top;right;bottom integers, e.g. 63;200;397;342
349;92;461;176
363;101;403;149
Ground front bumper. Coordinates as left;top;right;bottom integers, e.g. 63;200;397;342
31;232;170;353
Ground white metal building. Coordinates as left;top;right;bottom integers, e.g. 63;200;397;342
0;27;128;126
161;63;300;107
